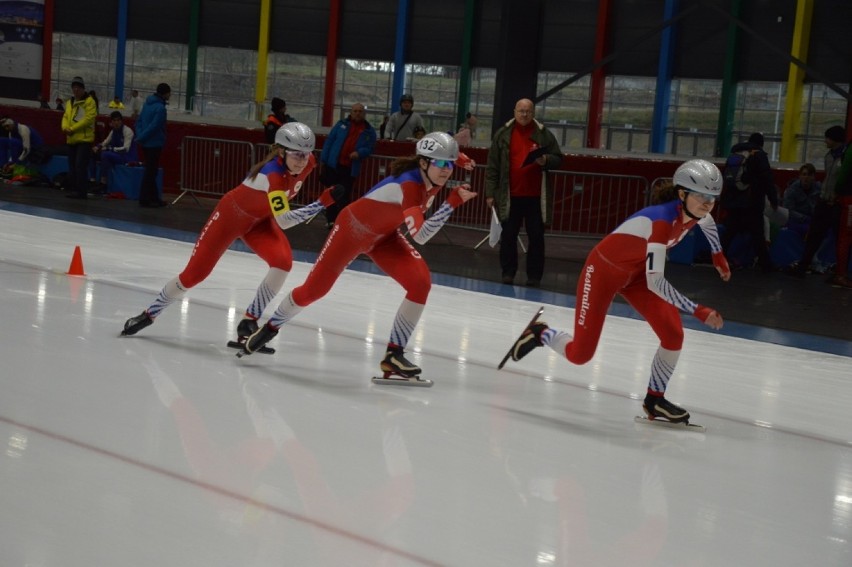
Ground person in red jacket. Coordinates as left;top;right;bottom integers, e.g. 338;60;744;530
239;132;477;386
504;159;731;425
121;123;345;348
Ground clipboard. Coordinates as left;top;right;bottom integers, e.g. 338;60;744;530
522;146;549;167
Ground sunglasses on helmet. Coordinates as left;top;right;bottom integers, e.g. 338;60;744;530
430;159;454;170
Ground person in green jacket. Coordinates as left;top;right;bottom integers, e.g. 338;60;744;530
485;98;562;287
61;76;97;199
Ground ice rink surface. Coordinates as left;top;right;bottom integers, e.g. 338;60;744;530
1;209;850;566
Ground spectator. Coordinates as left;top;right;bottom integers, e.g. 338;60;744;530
54;97;65;111
37;94;50;109
503;159;730;426
135;82;171;208
788;126;847;280
454;123;472;147
408;125;426;141
385;94;424;141
782;163;821;236
61;76;97;199
91;111;136;192
128;90;143;118
828;129;852;288
464;113;478;138
719;133;777;271
485;98;562;287
239;132;478;388
0;117;44;165
263;97;296;144
121;124;346;346
108;95;125;110
319;102;377;227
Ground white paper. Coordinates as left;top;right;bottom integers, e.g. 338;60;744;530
489;207;502;247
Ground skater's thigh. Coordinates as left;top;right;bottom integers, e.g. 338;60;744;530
567;251;625;364
180;204;252;286
292;220;366;305
242;218;293;271
369;233;431;303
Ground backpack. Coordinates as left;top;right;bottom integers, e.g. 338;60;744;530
720;151;751;208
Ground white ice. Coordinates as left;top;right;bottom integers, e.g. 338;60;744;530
0;209;850;566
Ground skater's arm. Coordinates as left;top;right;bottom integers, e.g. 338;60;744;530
696;215;731;281
645;242;723;328
645;242;697;313
273;185;347;230
409;185;477;245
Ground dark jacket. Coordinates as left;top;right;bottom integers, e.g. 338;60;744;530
484;118;562;224
263;112;296;144
741;146;777;210
135;93;168;148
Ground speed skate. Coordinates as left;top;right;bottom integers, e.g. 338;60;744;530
227;340;275;355
498;306;545;369
634;415;706;432
371;374;434;387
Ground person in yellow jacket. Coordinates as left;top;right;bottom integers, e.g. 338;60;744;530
61;76;97;199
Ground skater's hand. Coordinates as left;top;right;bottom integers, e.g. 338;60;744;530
694;305;723;330
319;184;347;207
455;152;475;170
446;185;477;208
712;251;731;281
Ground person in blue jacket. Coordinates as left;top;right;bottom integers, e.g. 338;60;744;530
135;83;171;207
319;102;377;226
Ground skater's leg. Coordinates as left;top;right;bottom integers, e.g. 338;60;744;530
622;287;690;421
564;250;627;365
242;220;293;320
371;233;431;347
123;275;190;335
243;267;289;320
242;219;364;355
370;234;431;377
147;276;189;318
387;299;425;351
647;346;681;395
507;249;623;365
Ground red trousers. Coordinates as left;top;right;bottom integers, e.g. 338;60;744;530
565;247;684;365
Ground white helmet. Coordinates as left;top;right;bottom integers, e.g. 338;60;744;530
275;122;315;152
673;158;722;196
416;132;459;161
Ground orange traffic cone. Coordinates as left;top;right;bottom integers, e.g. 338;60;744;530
66;245;86;276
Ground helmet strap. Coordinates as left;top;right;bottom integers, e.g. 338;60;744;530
420;160;438;188
679;191;705;220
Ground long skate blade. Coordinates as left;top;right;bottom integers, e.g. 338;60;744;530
634;416;706;433
371;376;434;388
227;340;275;355
498;306;545;369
